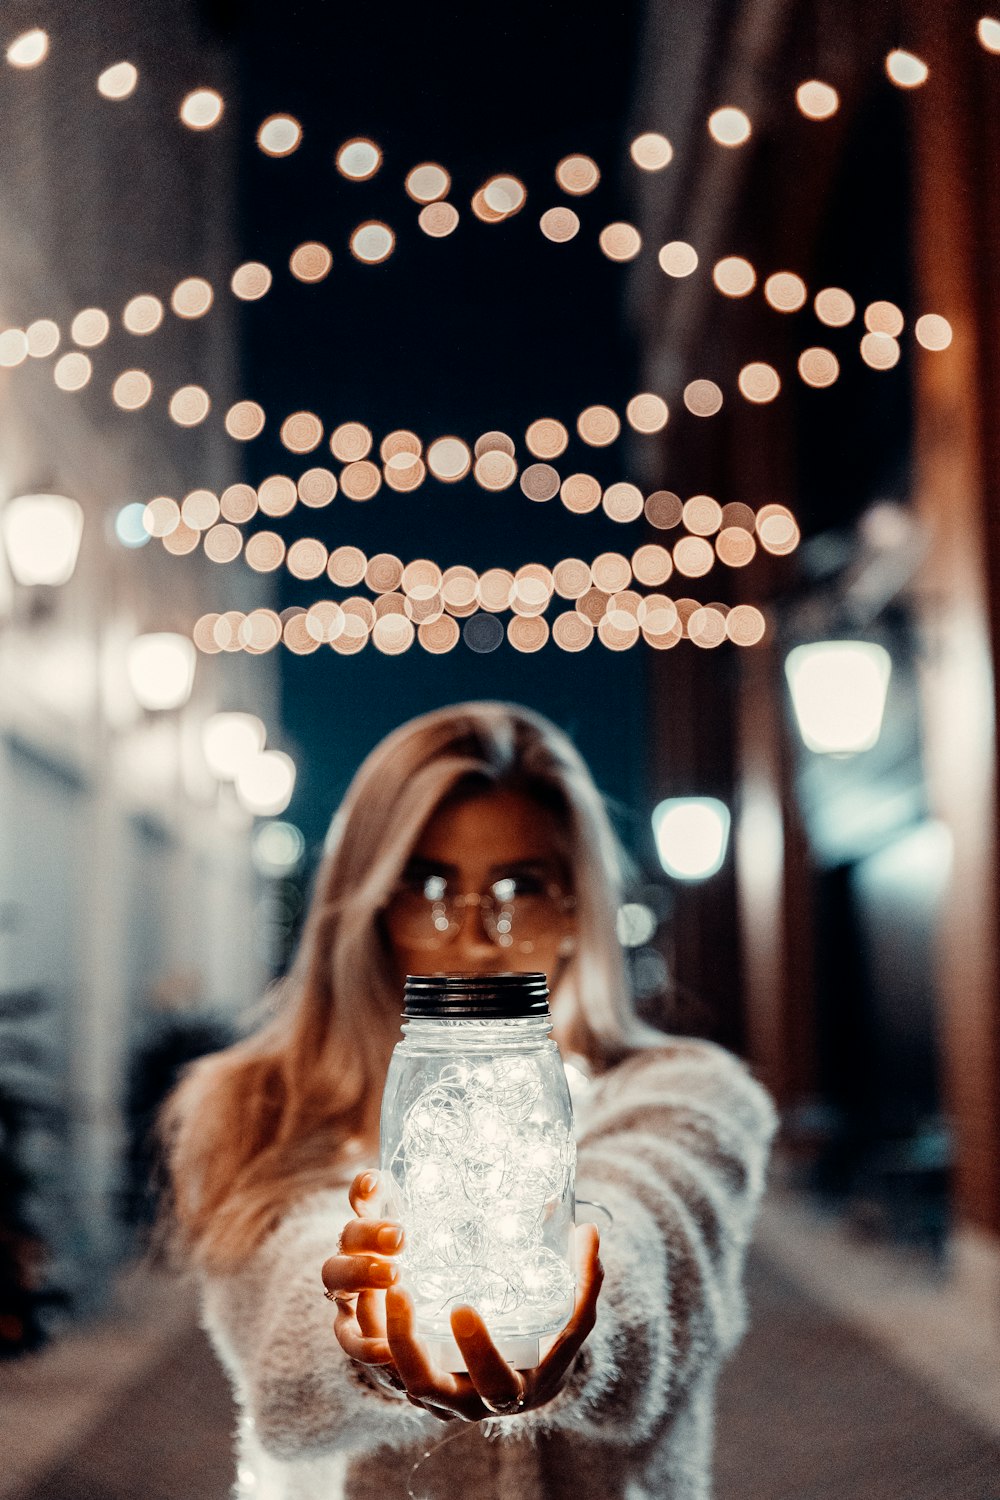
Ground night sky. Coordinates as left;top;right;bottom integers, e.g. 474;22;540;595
230;1;651;851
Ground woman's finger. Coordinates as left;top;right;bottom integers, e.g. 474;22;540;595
339;1219;405;1256
321;1252;400;1295
535;1224;603;1388
450;1306;524;1412
356;1289;387;1340
333;1304;394;1365
349;1169;382;1218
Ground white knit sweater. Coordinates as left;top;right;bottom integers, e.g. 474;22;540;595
200;1037;779;1500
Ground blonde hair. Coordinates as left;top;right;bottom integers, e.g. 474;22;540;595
163;700;659;1272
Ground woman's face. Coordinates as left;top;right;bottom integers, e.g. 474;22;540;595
383;787;577;990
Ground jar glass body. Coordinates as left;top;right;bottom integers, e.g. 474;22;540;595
379;1014;576;1371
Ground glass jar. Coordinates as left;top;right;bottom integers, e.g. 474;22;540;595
379;972;576;1372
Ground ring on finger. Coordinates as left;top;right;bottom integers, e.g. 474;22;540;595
483;1386;526;1416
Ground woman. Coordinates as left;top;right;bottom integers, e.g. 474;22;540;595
163;701;779;1500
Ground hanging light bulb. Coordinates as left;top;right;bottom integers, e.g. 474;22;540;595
785;641;892;753
202;712;266;779
1;494;84;586
652;798;731;880
126;633;196;711
236;750;296;816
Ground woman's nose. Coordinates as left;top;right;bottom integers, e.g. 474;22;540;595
450;897;501;965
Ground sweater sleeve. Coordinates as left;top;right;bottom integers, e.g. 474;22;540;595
198;1186;436;1462
506;1037;780;1446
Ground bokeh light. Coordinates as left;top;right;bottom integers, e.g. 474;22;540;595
258;114;302;156
708;107;752;146
555;154;600;194
231;261;272;300
798;347;840;387
71;308;110;346
764;272;807;312
98;62;138;99
406;163;451;202
577;405;621;446
796;80;839;119
539;207;580;242
171;277;214;318
180;88;224;129
630;132;673;170
290;242;332;282
886;49;929;87
915;313;953;350
814;286;855;326
713;256;756;296
7;30;48;68
626;393;669;432
599;223;642;261
336;137;382;180
683;379;723;416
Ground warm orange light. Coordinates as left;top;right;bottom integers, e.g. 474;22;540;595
552;558;592;598
798;347;840;387
644;490;683;528
632;544;672;586
814;287;855;326
98;62;138;99
715;527;757;567
713;256;756;296
7;30;48;68
181;489;220;530
474;430;515;458
340;460;382;500
123;295;164;335
658;241;699;277
721;501;756;530
382;430;423;462
231;261;272;300
673;536;715;577
441;566;479;611
683;379;723;417
142;496;180;538
483;176;526;216
708;107;751;146
280;411;323;453
418;202;459;237
682;495;723;535
290;242;332;282
418;616;461;653
626;393;669;433
886;49;929;87
426;436;472;481
194;613;223;654
520;463;561;502
577;405;621;446
225;400;266;440
915;313;953;350
113;369;153;410
258;114;302;156
591;552;632;593
978;17;1000;52
602;482;644;523
479;568;516;611
204;523;243;564
474;451;518;490
597;613;639;651
508;616;549;653
555;155;600;194
171;277;214;319
526;418;569;459
71;308;110;346
221;483;258;523
180;89;224;129
738;362;781;403
726;604;766;645
169;385;211;426
54;352;92;390
298;468;337;507
162;522;200;556
384;457;426;492
865;299;904;336
257;475;297;517
287;538;328;580
561;473;602;513
327;545;368;586
764;272;807;312
336;137;382;180
796;80;839;119
599;223;642;262
552;611;594;651
860;332;901;370
26;320;60;357
406;162;451;202
630;132;673;170
539;207;580;242
330;422;373;462
350;221;395;264
688;606;728;649
245;531;286;572
401;559;443;599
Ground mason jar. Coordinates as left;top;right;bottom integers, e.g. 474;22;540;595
379;972;576;1372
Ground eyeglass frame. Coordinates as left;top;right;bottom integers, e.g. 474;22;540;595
381;871;577;952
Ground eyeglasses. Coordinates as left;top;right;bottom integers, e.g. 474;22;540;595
384;871;575;951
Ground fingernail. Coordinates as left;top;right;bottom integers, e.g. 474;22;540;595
377;1224;403;1252
370;1260;398;1285
451;1306;477;1336
360;1171;378;1194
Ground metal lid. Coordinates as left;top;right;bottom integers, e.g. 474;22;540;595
403;971;550;1019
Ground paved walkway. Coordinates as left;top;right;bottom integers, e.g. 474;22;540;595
4;1189;1000;1500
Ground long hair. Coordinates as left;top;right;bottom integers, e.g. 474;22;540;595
162;700;659;1272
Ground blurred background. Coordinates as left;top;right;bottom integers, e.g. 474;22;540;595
1;0;999;1495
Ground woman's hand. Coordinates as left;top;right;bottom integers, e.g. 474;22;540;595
323;1170;604;1423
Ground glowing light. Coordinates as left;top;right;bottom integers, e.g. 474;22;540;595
645;491;683;528
814;287;855;326
418;202;459;237
127;633;196;711
617;903;657;947
860;332;901;370
721;501;756;530
477;569;515;613
602;482;644;523
688;606;728;649
330;422;373;462
474;450;517;490
577;405;621;446
738;362;781;403
284;613;321;655
551;558;591;598
632;544;672;586
252;822;305;876
181;489;219;529
98;62;138;99
520;464;561;502
384;457;426;492
280;410;323;453
713;256;756;296
597;613;639;651
290;242;332;282
337;137;382;180
242;609;282;653
591;552;632;593
524;418;567;459
340;460;382;500
785;641;892;753
226;400;266;440
7;30;48;68
630;132;673;170
298;467;337;507
257;114;302;156
474;431;513;459
351;221;395;263
798;346;840;387
471;188;507;224
373;615;416;655
406;163;450;202
71;308;110;346
427;436;472;482
682;494;723;535
257;475;297;517
115;503;150;549
764;272;807;312
915;313;953;350
978;17;1000;52
0;330;28;366
673;536;715;577
555;155;600;194
727;604;766;646
796;80;839;119
683;380;723;417
599;223;642;261
180;89;224;130
171;277;214;319
169;385;210;426
539;207;580;242
658;241;699;277
652;797;731;879
53;350;93;389
419;616;461;653
756;503;799;553
231;261;272;300
508;616;549;652
236;750;296;816
123;295;163;335
113;370;153;410
202;713;266;779
552;611;594;651
328;545;368;586
142;497;180;538
715;527;756;567
244;532;286;572
26;319;60;357
886;49;929;88
708;107;751;146
865;300;904;336
204;523;242;563
285;539;326;580
1;495;83;586
483;176;526;215
626;393;668;433
305;601;345;643
221;484;257;523
560;473;602;514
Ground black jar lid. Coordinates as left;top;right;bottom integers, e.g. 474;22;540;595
403;972;549;1019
